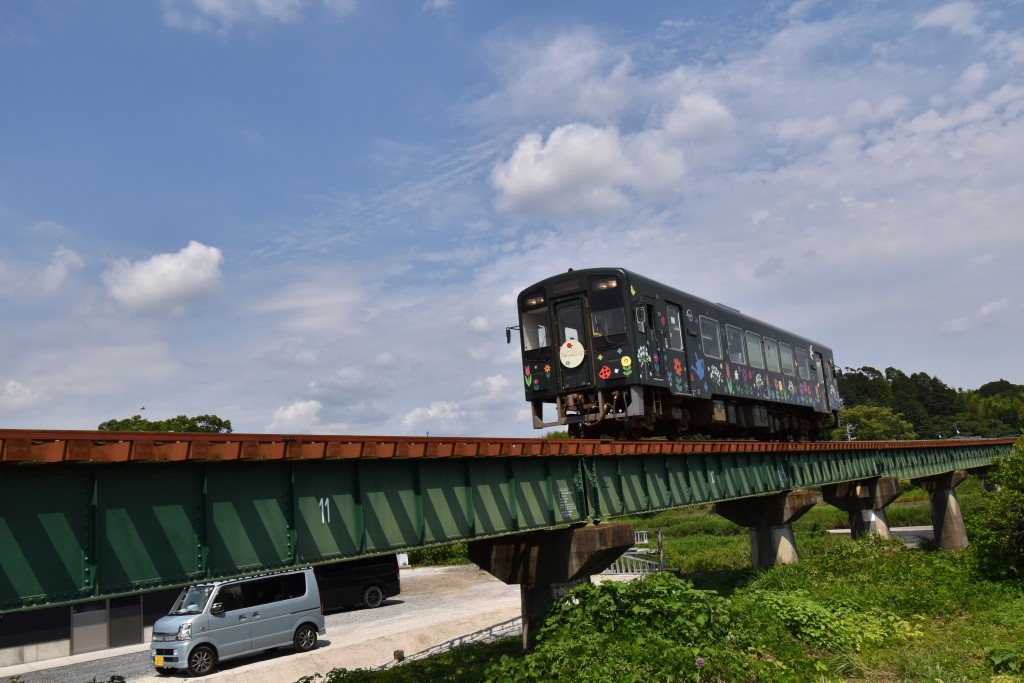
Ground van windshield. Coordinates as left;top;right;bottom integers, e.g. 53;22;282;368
170;585;214;615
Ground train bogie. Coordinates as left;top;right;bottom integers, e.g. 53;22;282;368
513;268;840;440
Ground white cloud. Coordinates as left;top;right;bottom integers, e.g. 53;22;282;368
916;1;983;38
423;0;452;10
102;241;223;314
401;400;465;434
490;122;688;215
662;93;736;143
267;399;322;432
943;298;1024;333
257;275;364;334
41;247;83;292
161;0;352;33
473;28;635;124
1;380;42;410
956;62;989;95
469;316;490;332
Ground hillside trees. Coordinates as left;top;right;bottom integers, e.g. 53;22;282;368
835;367;1020;438
98;414;233;433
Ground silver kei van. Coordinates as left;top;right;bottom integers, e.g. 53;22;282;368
150;567;326;677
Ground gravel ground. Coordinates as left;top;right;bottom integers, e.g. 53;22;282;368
7;565;522;683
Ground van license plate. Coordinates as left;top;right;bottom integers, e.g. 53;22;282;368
154;655;164;666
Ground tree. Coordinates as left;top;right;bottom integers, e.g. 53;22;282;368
830;405;916;441
836;367;892;408
98;414;232;433
967;437;1024;580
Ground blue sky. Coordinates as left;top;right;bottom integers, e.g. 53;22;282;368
2;0;1022;436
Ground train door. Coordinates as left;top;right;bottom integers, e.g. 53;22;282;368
642;298;664;380
554;299;592;390
664;303;690;393
814;351;835;411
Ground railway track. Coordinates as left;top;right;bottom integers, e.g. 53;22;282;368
0;429;1016;462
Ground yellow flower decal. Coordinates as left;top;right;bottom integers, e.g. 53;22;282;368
621;356;632;368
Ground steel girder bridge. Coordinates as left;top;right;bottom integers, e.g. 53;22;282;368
0;430;1016;613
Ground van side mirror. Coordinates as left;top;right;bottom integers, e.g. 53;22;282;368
211;602;225;615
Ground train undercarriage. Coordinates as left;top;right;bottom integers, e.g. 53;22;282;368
535;386;830;442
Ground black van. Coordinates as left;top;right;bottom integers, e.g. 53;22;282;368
314;555;401;612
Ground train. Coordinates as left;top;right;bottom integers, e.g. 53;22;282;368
511;268;841;440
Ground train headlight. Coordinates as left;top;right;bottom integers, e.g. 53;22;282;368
593;279;618;290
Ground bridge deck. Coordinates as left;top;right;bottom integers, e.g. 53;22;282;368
0;430;1016;612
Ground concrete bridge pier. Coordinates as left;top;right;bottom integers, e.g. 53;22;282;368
967;465;999;493
467;522;635;649
821;477;903;539
715;491;818;567
910;470;969;551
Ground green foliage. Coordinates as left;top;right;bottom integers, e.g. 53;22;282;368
97;414;232;433
830;404;916;440
741;589;921;652
485;572;795;682
967;437;1024;580
408;543;469;566
835;366;1023;437
542;430;570;439
294;639;521;682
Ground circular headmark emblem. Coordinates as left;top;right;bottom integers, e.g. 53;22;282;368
559;340;586;368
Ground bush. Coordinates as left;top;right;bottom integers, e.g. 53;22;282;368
484;572;794;682
968;437;1024;580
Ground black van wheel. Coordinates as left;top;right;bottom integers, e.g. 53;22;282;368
187;644;217;676
294;623;318;652
362;585;384;608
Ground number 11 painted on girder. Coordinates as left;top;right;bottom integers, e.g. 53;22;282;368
319;497;330;524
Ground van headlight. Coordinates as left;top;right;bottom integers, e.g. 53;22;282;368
176;623;192;641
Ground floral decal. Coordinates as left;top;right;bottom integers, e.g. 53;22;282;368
524;365;531;388
672;357;685;393
544;364;551;378
621;355;633;377
636;345;651;367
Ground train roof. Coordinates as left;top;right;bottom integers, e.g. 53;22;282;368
519;267;834;354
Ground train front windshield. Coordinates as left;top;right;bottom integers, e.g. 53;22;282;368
519;290;550;358
588;276;627;350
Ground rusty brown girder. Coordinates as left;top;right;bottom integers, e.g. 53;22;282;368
0;429;1016;463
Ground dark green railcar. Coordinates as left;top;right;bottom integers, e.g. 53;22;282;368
514;268;841;439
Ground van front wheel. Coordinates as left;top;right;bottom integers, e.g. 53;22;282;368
187;645;217;676
294;623;318;652
362;585;384;608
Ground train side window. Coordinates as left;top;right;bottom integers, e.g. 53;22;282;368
699;317;722;359
780;343;796;376
666;305;684;351
725;325;745;364
796;348;812;380
745;331;764;369
764;338;781;373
